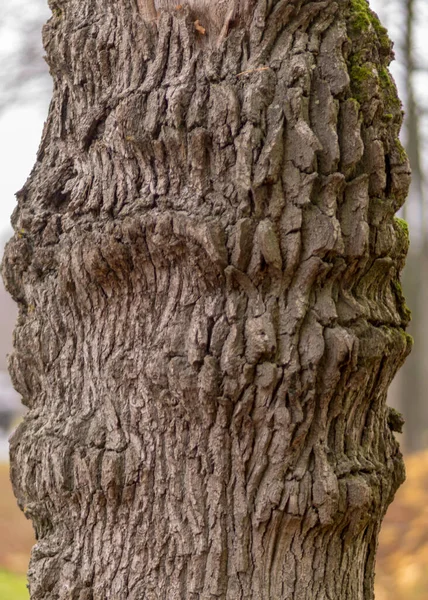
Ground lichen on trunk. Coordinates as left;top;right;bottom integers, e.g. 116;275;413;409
1;0;411;598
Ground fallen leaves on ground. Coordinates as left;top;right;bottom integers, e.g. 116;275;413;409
375;450;428;600
0;464;33;575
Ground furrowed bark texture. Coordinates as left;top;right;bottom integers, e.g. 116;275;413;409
2;0;412;598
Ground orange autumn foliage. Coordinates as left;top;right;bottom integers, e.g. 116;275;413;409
376;451;428;600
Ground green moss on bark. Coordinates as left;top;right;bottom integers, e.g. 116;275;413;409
394;139;407;163
347;0;402;121
394;217;409;237
349;0;391;54
349;0;372;32
349;63;378;103
390;217;411;324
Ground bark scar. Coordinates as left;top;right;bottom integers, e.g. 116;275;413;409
216;5;236;47
137;0;157;21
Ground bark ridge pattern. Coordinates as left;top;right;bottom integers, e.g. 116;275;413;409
1;0;412;598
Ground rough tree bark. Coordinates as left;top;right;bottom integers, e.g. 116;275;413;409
2;0;412;598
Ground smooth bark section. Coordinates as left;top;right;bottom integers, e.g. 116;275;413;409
2;0;411;598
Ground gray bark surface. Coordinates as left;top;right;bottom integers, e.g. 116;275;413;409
2;0;412;598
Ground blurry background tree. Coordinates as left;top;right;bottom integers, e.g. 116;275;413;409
371;0;428;452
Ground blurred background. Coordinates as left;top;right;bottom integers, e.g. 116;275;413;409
0;0;427;598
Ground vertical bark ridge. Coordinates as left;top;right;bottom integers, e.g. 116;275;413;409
2;0;411;598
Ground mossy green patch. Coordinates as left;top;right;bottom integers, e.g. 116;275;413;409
393;216;410;257
347;17;400;117
394;217;409;237
350;64;375;83
348;0;395;110
349;0;391;53
391;279;412;324
349;63;378;103
349;0;371;32
0;571;29;600
378;67;391;88
370;15;391;55
394;139;407;163
404;332;414;346
379;67;402;113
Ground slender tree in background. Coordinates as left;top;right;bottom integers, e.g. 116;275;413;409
398;0;428;452
1;0;412;598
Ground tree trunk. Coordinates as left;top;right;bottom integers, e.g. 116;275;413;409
1;0;412;598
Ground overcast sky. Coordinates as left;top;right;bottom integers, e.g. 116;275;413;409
0;107;47;241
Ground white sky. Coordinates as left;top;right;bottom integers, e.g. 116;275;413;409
0;107;47;240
